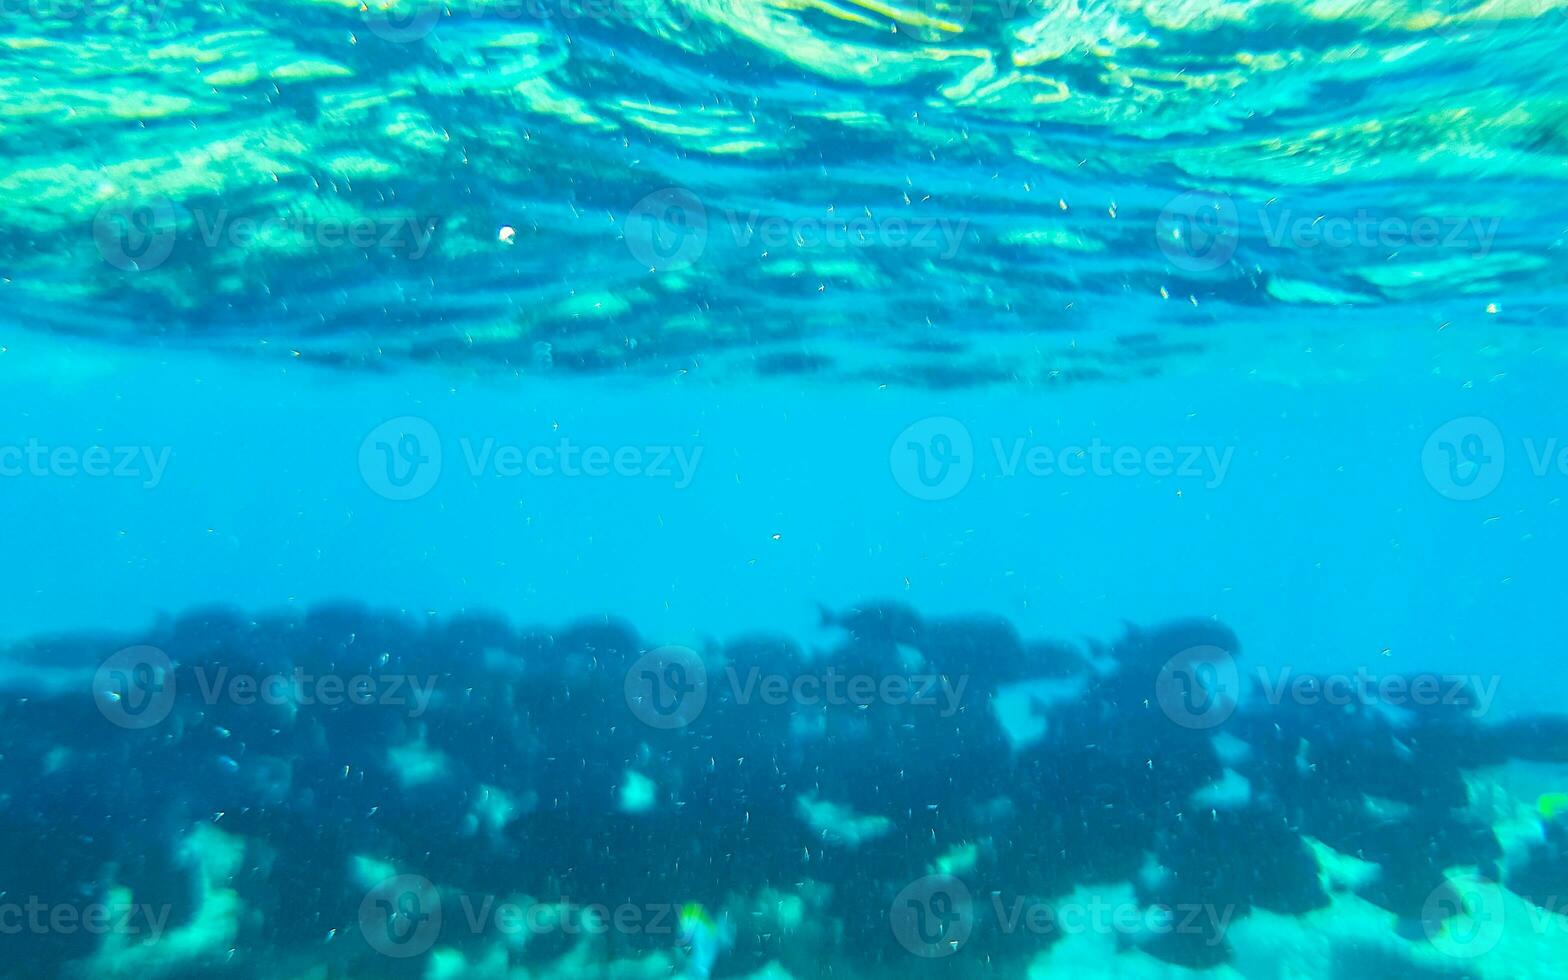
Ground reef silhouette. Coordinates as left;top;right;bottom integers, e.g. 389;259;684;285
1;601;1564;977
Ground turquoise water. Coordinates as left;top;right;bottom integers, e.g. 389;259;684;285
4;2;1568;978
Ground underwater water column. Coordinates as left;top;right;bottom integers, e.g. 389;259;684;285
2;1;1568;978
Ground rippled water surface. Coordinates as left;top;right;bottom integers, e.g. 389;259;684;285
5;0;1567;379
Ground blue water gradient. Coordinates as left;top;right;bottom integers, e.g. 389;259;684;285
4;329;1562;715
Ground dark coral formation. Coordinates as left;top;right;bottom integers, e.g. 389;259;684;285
0;602;1563;977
